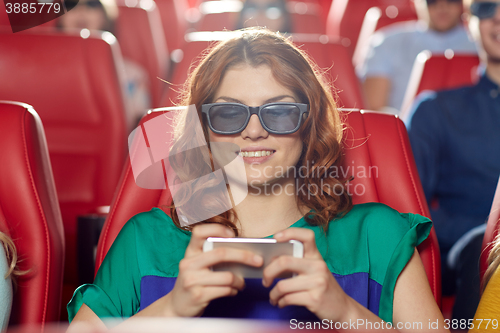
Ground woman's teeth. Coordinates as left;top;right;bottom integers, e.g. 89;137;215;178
239;150;273;157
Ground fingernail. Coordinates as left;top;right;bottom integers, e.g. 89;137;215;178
274;232;283;239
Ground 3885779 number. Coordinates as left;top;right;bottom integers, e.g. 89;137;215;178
5;2;61;14
444;319;499;330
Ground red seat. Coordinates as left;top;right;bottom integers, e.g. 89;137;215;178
0;30;131;318
291;34;365;108
326;0;416;58
162;32;365;109
353;6;418;67
400;51;480;119
480;178;500;282
155;0;189;53
0;101;64;329
95;108;441;307
116;0;170;108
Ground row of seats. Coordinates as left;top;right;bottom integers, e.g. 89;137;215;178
5;96;500;329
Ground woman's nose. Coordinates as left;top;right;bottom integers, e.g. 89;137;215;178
241;114;269;140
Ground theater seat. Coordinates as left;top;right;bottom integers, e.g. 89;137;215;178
0;30;131;319
326;0;416;58
115;0;170;108
95;108;441;307
480;178;500;282
400;51;480;119
0;101;64;329
155;0;189;54
162;32;365;109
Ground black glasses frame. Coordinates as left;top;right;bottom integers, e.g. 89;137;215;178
471;2;500;20
201;102;309;135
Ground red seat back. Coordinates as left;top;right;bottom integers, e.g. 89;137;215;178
116;0;170;107
162;32;365;109
96;109;441;307
480;178;500;282
0;31;131;317
326;0;416;58
0;101;64;329
155;0;189;53
400;51;480;118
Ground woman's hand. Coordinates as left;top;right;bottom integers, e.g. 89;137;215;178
262;227;352;322
164;223;264;318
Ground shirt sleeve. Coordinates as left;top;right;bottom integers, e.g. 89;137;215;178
365;204;432;323
407;93;444;203
67;217;142;322
358;30;398;80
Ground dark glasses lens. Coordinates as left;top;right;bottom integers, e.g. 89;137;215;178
260;104;300;132
202;103;308;135
471;2;500;19
208;104;249;133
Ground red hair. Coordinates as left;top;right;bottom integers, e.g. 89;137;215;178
169;28;352;234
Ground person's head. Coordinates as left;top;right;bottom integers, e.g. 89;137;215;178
469;0;500;63
415;0;464;32
483;232;500;290
58;0;118;33
170;28;352;233
237;0;292;33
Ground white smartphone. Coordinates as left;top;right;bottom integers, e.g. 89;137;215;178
203;237;304;279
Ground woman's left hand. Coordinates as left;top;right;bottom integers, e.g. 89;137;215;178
262;227;352;322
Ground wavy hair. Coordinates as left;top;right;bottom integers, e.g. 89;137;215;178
483;231;500;291
169;28;352;235
0;231;25;285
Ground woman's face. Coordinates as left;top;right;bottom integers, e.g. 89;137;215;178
477;0;500;62
209;64;304;188
59;0;107;31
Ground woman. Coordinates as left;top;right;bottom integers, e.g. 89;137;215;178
68;28;445;331
57;0;151;121
0;231;23;331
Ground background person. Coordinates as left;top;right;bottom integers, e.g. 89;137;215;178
406;0;500;320
58;0;151;121
358;0;477;114
236;0;292;33
67;29;445;332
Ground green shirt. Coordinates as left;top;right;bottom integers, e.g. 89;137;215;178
68;202;432;323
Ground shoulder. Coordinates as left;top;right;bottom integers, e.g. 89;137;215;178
407;85;474;129
329;203;431;254
375;21;422;41
111;208;191;252
343;203;431;233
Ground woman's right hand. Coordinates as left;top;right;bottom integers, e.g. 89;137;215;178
162;223;263;317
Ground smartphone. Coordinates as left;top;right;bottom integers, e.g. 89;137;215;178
203;237;304;279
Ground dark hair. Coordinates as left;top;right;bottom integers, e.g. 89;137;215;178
169;28;352;235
